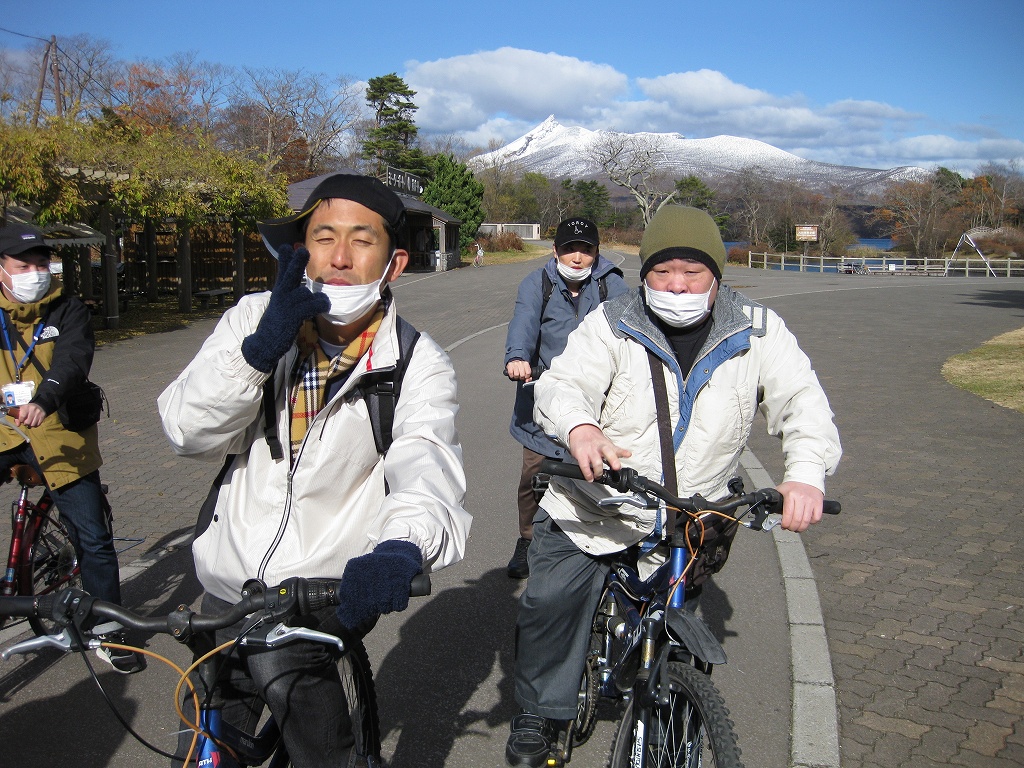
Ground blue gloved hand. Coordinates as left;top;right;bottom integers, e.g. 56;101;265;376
336;540;423;630
241;244;330;373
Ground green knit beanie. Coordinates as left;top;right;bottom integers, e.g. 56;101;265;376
639;205;726;281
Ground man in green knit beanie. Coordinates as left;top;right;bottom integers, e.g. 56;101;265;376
505;205;842;767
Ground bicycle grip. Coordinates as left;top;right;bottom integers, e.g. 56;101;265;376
538;459;585;480
823;500;841;515
410;573;432;597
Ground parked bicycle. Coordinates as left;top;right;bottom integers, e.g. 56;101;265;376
536;459;840;768
0;404;89;636
2;573;431;766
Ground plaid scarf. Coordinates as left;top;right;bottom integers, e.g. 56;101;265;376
288;307;384;461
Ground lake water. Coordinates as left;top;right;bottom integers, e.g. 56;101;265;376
724;238;895;251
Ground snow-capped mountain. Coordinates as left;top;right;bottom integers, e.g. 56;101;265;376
469;116;929;197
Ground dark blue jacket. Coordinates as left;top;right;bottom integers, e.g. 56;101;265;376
504;254;628;456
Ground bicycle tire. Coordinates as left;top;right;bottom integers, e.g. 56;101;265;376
20;512;82;636
607;660;742;768
339;635;383;767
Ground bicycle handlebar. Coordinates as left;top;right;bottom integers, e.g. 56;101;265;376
538;459;841;518
1;573;432;642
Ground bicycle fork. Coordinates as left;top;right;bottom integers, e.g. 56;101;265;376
627;616;673;768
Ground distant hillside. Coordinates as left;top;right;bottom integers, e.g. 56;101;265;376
469;116;930;199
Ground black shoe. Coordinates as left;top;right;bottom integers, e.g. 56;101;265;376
96;631;147;674
506;712;553;767
506;537;531;579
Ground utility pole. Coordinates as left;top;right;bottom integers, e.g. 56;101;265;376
31;38;54;127
49;37;63;118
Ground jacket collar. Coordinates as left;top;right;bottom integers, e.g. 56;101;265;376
605;283;767;363
0;281;63;323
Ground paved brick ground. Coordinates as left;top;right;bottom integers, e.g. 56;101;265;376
740;271;1024;767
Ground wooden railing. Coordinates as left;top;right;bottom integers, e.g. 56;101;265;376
747;252;1024;277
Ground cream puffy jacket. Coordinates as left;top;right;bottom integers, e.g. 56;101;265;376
158;294;471;603
534;286;841;556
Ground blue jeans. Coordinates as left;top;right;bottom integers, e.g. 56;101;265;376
0;443;122;605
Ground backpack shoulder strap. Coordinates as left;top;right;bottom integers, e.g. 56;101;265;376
361;315;421;455
598;275;608;302
540;270;554;316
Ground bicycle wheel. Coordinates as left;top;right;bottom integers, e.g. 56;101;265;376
19;512;82;636
608;660;742;768
339;636;382;767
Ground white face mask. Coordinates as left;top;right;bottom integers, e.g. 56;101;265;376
3;267;51;303
556;261;592;283
644;282;714;328
306;257;393;326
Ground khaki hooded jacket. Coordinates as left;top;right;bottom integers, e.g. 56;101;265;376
0;282;102;490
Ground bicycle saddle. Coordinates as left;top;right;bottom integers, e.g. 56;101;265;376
8;464;44;488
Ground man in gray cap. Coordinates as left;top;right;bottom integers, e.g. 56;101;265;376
505;205;842;767
159;174;470;767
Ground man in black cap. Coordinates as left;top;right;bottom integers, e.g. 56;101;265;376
502;217;627;579
0;222;145;673
159;174;470;767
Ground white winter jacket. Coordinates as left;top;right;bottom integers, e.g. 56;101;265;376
534;286;841;556
158;293;471;603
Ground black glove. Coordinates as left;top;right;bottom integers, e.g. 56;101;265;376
335;540;423;630
241;245;330;373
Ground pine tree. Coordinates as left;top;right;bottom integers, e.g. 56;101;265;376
423;154;485;249
363;73;422;179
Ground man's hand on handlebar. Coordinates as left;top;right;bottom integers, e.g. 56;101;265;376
505;360;533;383
12;403;45;429
568;424;632;482
775;481;824;532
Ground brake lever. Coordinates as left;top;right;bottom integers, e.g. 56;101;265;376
239;622;346;652
597;492;656;509
2;630;80;659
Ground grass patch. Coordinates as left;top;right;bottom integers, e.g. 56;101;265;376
942;327;1024;413
92;296;228;346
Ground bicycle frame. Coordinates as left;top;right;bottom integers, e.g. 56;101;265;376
1;484;76;599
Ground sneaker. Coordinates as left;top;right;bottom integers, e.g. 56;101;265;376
505;712;553;767
506;537;531;580
96;632;147;674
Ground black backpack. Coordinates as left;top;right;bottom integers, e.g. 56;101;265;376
195;316;421;539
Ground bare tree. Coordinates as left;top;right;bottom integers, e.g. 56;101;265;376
589;133;676;225
221;68;361;179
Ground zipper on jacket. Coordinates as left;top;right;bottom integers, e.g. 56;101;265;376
258;472;294;582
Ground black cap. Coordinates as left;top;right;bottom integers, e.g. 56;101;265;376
554;217;600;249
258;174;408;258
0;223;54;258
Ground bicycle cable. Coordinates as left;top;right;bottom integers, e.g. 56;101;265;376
69;622;194;761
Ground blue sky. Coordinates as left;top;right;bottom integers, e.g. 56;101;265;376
4;0;1023;173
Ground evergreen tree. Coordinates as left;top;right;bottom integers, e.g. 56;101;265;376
423;154;485;249
363;73;421;178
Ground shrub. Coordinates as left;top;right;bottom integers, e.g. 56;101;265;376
973;227;1024;258
480;231;524;252
727;246;749;264
603;227;642;247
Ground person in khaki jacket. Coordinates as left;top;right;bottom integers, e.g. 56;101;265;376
0;222;144;673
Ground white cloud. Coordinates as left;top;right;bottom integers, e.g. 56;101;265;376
406;47;627;130
401;49;1023;172
637;69;778;113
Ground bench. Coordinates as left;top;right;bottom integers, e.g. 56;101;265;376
195;288;232;310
